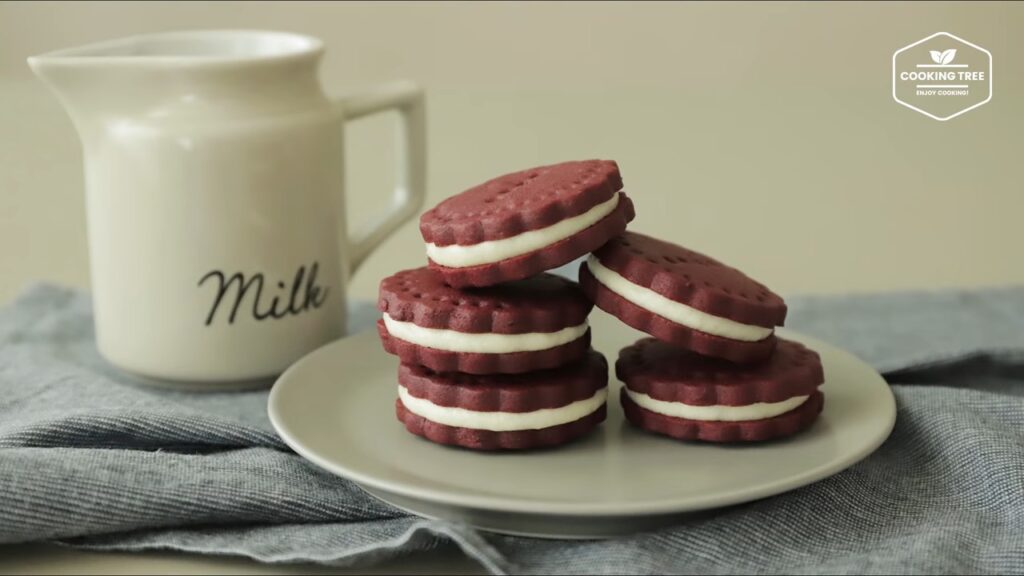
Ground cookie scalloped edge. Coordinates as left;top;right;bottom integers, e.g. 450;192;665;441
399;349;608;412
591;233;787;327
378;321;593;374
420;160;623;246
397;399;607;450
429;192;635;288
379;271;593;334
580;264;776;364
616;338;824;406
621;389;824;443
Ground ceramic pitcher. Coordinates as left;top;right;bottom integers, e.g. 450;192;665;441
29;30;426;386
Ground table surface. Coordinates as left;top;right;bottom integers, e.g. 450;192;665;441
1;1;1020;573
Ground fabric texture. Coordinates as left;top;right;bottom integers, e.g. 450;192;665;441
2;280;1023;575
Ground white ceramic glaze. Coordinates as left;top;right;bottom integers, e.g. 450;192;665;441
29;31;426;384
268;312;898;538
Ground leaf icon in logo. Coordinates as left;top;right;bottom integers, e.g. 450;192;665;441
940;48;957;64
930;50;944;64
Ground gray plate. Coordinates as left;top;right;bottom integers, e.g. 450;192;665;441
268;312;896;538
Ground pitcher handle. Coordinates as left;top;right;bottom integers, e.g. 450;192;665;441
334;81;427;273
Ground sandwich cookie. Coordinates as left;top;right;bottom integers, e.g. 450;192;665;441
580;232;786;363
420;159;635;287
617;338;824;443
378;267;593;374
396;350;609;450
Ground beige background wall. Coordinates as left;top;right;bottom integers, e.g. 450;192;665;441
1;1;1021;306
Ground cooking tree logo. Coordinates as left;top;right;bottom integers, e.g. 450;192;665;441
893;32;992;121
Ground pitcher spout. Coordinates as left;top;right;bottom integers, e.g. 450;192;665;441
28;52;96;129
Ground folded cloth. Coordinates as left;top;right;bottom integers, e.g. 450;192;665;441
2;281;1023;575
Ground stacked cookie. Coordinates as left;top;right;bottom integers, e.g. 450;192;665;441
377;158;824;448
377;160;635;450
580;233;826;442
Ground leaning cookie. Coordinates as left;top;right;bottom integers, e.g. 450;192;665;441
580;232;786;363
378;267;593;374
420;159;635;288
617;338;824;443
396;350;608;450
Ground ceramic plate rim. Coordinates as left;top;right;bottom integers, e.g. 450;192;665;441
268;327;896;517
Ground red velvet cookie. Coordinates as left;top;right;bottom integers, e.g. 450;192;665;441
579;232;787;363
616;338;824;443
378;267;593;374
396;350;609;450
420;160;635;287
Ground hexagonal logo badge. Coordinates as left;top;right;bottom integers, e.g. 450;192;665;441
893;32;992;121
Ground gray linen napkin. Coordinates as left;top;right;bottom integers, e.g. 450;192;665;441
2;282;1023;575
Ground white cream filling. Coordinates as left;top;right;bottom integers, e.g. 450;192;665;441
426;193;621;268
626;389;808;422
383;314;588;354
399;386;607;431
585;255;772;342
